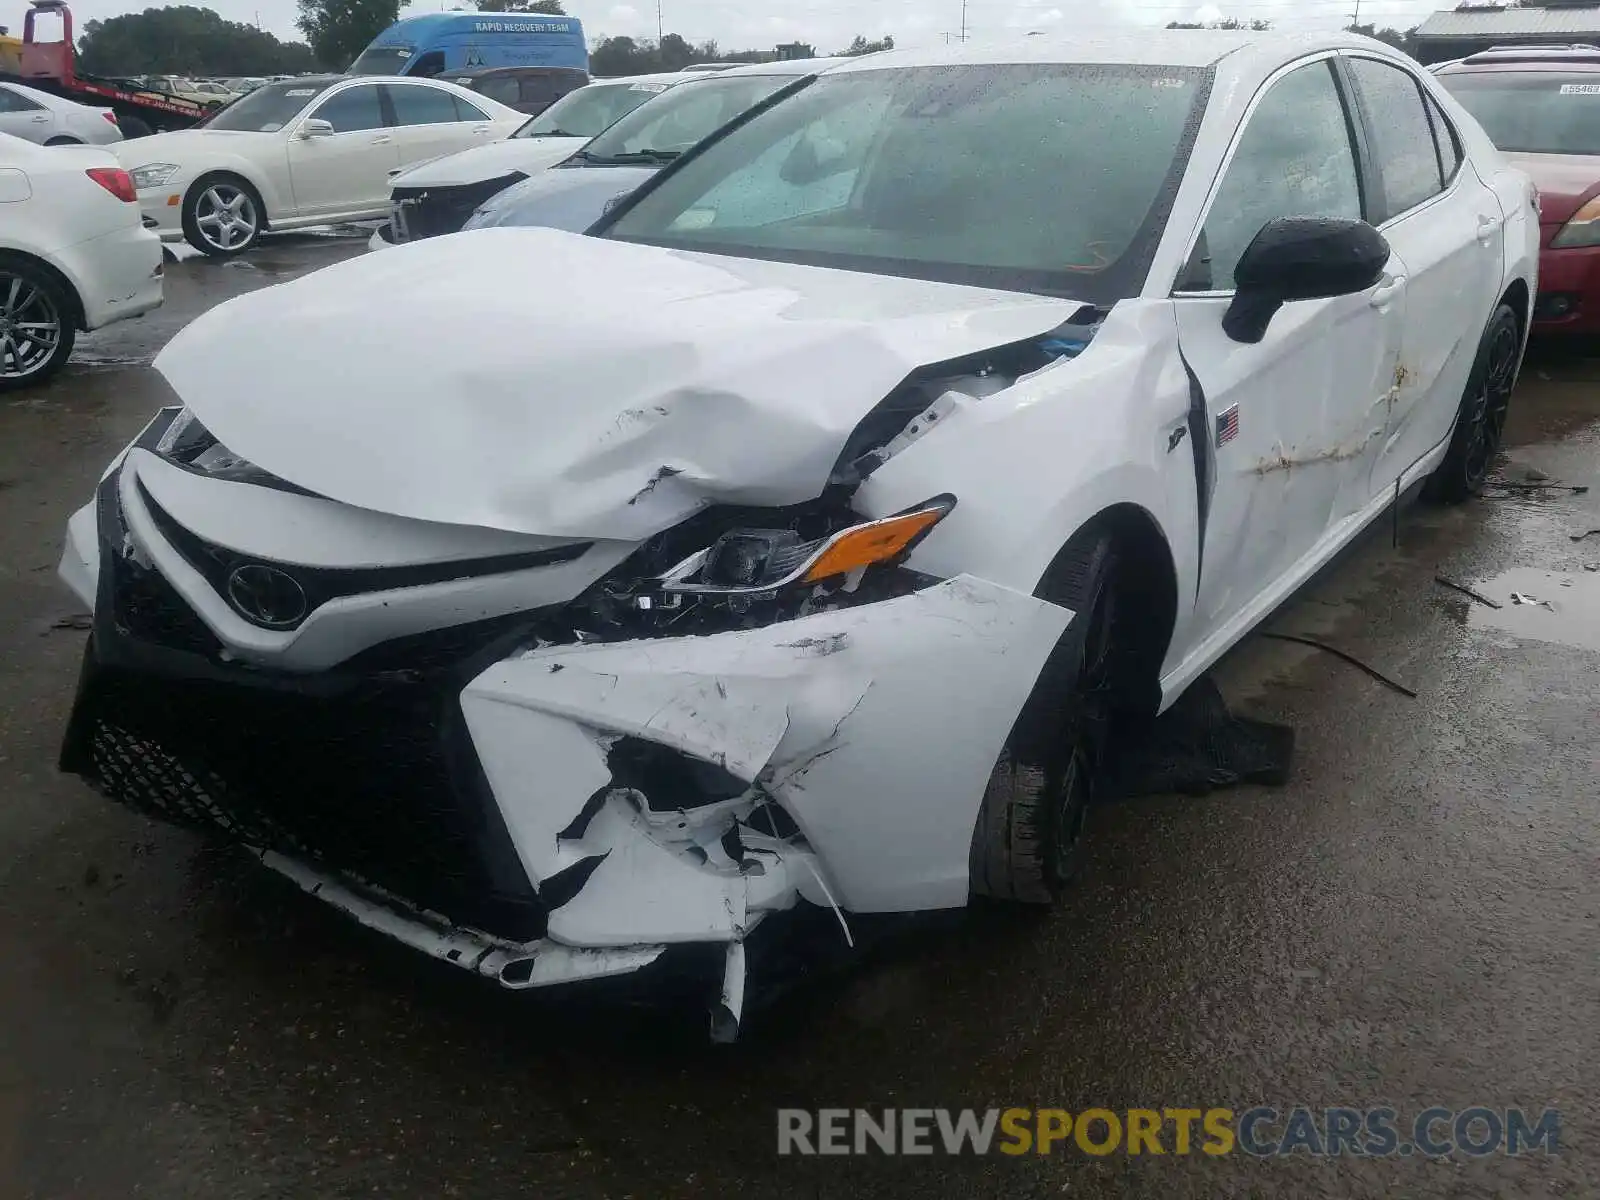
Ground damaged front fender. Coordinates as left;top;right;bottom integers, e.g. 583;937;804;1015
460;575;1073;949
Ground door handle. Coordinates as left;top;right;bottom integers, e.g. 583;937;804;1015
1369;274;1406;308
1477;213;1503;243
371;134;393;145
31;114;48;122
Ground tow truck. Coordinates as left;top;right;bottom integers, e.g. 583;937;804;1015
1;0;213;136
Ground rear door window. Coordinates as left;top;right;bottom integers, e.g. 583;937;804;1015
1347;58;1446;220
386;84;463;126
0;86;44;112
1424;90;1462;183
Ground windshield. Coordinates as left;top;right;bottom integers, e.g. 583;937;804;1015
1439;71;1600;155
203;79;337;132
515;79;670;138
580;73;795;163
349;45;415;75
604;63;1207;301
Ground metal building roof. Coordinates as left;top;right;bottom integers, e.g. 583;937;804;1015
1416;5;1600;40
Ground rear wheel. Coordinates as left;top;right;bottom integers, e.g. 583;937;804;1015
970;531;1122;903
44;136;83;146
1424;303;1521;503
182;175;263;256
0;255;76;391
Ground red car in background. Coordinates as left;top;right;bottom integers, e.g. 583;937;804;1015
1437;45;1600;333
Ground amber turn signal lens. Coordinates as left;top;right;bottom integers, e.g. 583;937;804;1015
801;505;948;583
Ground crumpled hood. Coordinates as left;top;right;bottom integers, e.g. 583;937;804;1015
154;227;1079;541
391;135;588;187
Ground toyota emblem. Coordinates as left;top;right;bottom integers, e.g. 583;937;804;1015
225;564;308;628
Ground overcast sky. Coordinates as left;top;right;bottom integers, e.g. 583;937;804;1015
60;0;1450;56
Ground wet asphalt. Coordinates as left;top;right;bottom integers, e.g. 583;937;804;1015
1;233;1598;1199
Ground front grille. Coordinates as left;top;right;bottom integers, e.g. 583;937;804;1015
68;467;548;940
391;173;526;242
137;481;591;632
69;647;546;940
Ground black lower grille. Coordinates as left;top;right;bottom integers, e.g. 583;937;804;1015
69;468;546;940
391;173;525;241
68;653;546;940
109;547;221;656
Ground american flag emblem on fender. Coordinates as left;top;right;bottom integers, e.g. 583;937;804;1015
1215;405;1240;447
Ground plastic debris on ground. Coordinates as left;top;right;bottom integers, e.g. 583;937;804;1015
1094;676;1294;801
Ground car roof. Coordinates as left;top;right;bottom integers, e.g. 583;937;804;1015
712;57;846;78
824;28;1360;73
587;71;693;87
1436;44;1600;73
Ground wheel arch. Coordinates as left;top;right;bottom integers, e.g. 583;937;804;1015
1499;276;1530;343
184;166;274;230
0;246;86;331
1032;501;1178;716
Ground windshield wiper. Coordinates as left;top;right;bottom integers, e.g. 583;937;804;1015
591;148;681;165
529;127;579;138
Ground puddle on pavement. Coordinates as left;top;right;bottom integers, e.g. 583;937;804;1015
1466;567;1600;652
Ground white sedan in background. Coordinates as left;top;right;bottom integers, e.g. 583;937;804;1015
58;33;1535;1037
370;71;688;247
116;74;525;255
0;133;162;389
0;80;124;146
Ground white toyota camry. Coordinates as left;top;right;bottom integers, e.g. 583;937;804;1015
59;33;1536;1035
114;74;525;255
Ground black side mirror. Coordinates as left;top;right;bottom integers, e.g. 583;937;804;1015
1222;216;1391;344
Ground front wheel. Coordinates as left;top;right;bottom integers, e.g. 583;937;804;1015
1424;303;1521;503
970;532;1121;903
182;176;263;256
0;255;76;392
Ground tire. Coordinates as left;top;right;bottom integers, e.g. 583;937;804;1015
117;115;154;139
181;174;264;256
0;254;77;392
970;531;1122;904
44;136;83;146
1423;303;1521;504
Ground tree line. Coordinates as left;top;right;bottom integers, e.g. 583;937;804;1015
590;32;891;76
76;0;895;79
80;1;1421;84
77;6;320;76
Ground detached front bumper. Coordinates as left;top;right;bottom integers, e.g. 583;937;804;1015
57;445;1070;1030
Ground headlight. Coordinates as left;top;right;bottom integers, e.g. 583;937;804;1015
129;162;181;190
154;408;280;486
659;496;955;596
1552;195;1600;248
